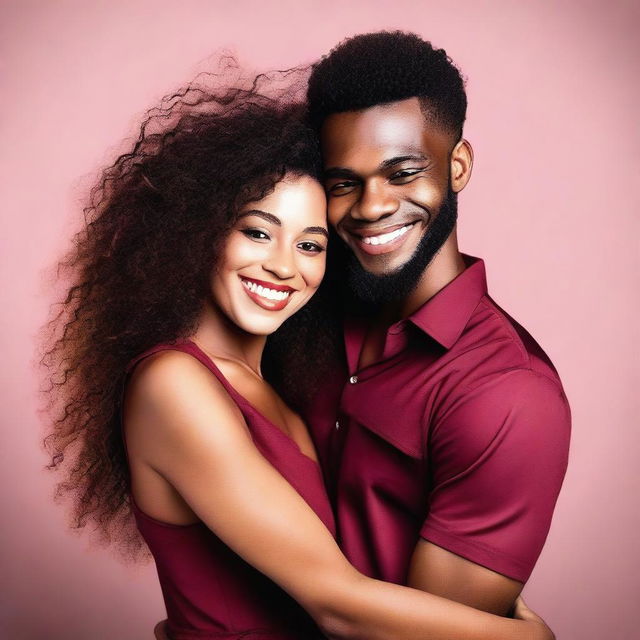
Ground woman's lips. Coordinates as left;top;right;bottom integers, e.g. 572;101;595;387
350;221;419;256
240;276;295;311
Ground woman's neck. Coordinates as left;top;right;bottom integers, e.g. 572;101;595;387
190;300;267;377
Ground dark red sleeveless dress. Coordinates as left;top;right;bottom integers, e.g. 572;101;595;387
124;341;335;639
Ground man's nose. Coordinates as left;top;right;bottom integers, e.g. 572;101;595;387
262;243;296;280
350;180;399;221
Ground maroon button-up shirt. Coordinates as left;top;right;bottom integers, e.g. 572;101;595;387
309;256;571;584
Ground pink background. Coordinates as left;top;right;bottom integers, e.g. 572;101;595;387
1;1;638;638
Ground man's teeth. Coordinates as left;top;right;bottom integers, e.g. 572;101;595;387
242;279;291;301
361;224;412;246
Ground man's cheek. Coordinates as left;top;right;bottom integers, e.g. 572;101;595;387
327;203;345;229
409;183;441;210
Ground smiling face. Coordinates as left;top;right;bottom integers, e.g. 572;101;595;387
321;97;471;303
210;174;328;336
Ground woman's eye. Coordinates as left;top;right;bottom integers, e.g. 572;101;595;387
242;229;270;241
298;242;324;254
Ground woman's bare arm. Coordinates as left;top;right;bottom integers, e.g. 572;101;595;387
124;351;553;640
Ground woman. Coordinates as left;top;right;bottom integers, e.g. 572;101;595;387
43;67;553;639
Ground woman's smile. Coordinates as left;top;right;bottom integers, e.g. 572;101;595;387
210;175;328;336
239;275;296;311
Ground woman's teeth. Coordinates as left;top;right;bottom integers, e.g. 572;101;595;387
241;279;291;301
361;224;412;246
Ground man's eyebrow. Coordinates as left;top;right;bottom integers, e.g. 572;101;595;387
324;154;431;180
323;167;360;180
379;154;430;170
303;226;329;239
238;210;281;225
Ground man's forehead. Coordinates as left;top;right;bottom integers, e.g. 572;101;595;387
320;97;448;169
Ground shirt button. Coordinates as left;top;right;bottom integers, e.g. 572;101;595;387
335;420;340;430
349;375;358;384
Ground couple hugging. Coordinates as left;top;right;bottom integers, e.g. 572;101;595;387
45;31;570;640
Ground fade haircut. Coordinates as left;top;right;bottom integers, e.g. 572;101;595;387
307;30;467;140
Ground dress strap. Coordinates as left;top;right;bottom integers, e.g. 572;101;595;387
125;341;251;411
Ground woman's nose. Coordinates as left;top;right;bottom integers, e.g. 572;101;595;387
262;245;295;280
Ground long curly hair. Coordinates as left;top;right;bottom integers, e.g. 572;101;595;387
41;60;341;559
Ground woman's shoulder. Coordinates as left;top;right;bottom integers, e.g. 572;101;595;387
125;348;244;441
129;346;206;381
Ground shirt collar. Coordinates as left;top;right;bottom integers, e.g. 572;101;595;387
407;255;488;349
343;255;488;371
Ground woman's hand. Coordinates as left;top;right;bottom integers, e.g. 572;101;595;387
153;620;170;640
513;597;555;640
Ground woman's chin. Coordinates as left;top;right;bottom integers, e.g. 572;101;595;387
233;313;289;337
229;298;309;336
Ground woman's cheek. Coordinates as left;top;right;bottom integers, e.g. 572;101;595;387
223;235;267;268
303;255;326;291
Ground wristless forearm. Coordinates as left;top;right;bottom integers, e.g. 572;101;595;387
313;574;548;640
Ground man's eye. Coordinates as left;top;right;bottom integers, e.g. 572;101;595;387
242;229;270;241
326;181;358;196
389;168;425;183
298;242;324;254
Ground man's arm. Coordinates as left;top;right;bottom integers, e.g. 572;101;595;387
408;541;522;615
408;369;571;613
125;351;555;640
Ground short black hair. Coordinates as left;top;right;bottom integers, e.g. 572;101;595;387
307;30;467;140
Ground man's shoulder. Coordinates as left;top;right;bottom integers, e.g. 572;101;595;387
429;299;571;465
422;293;571;448
448;293;563;392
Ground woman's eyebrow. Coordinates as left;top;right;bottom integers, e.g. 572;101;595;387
304;226;329;238
238;210;281;225
239;211;328;238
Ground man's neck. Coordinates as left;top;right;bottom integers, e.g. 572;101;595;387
357;236;465;370
390;233;466;321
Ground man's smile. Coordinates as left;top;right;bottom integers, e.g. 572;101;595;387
345;220;424;257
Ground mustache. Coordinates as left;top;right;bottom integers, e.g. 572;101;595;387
340;210;432;235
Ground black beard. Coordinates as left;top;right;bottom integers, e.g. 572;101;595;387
344;188;458;310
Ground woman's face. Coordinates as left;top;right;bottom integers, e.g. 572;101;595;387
211;174;328;336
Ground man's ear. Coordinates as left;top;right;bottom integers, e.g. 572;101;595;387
450;139;473;193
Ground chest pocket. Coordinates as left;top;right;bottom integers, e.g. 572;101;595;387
337;379;430;531
340;374;430;460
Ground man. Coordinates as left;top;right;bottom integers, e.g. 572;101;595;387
306;31;571;616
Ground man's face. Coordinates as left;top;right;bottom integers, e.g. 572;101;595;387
321;97;458;303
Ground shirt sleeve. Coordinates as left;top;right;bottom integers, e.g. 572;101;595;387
420;369;571;582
